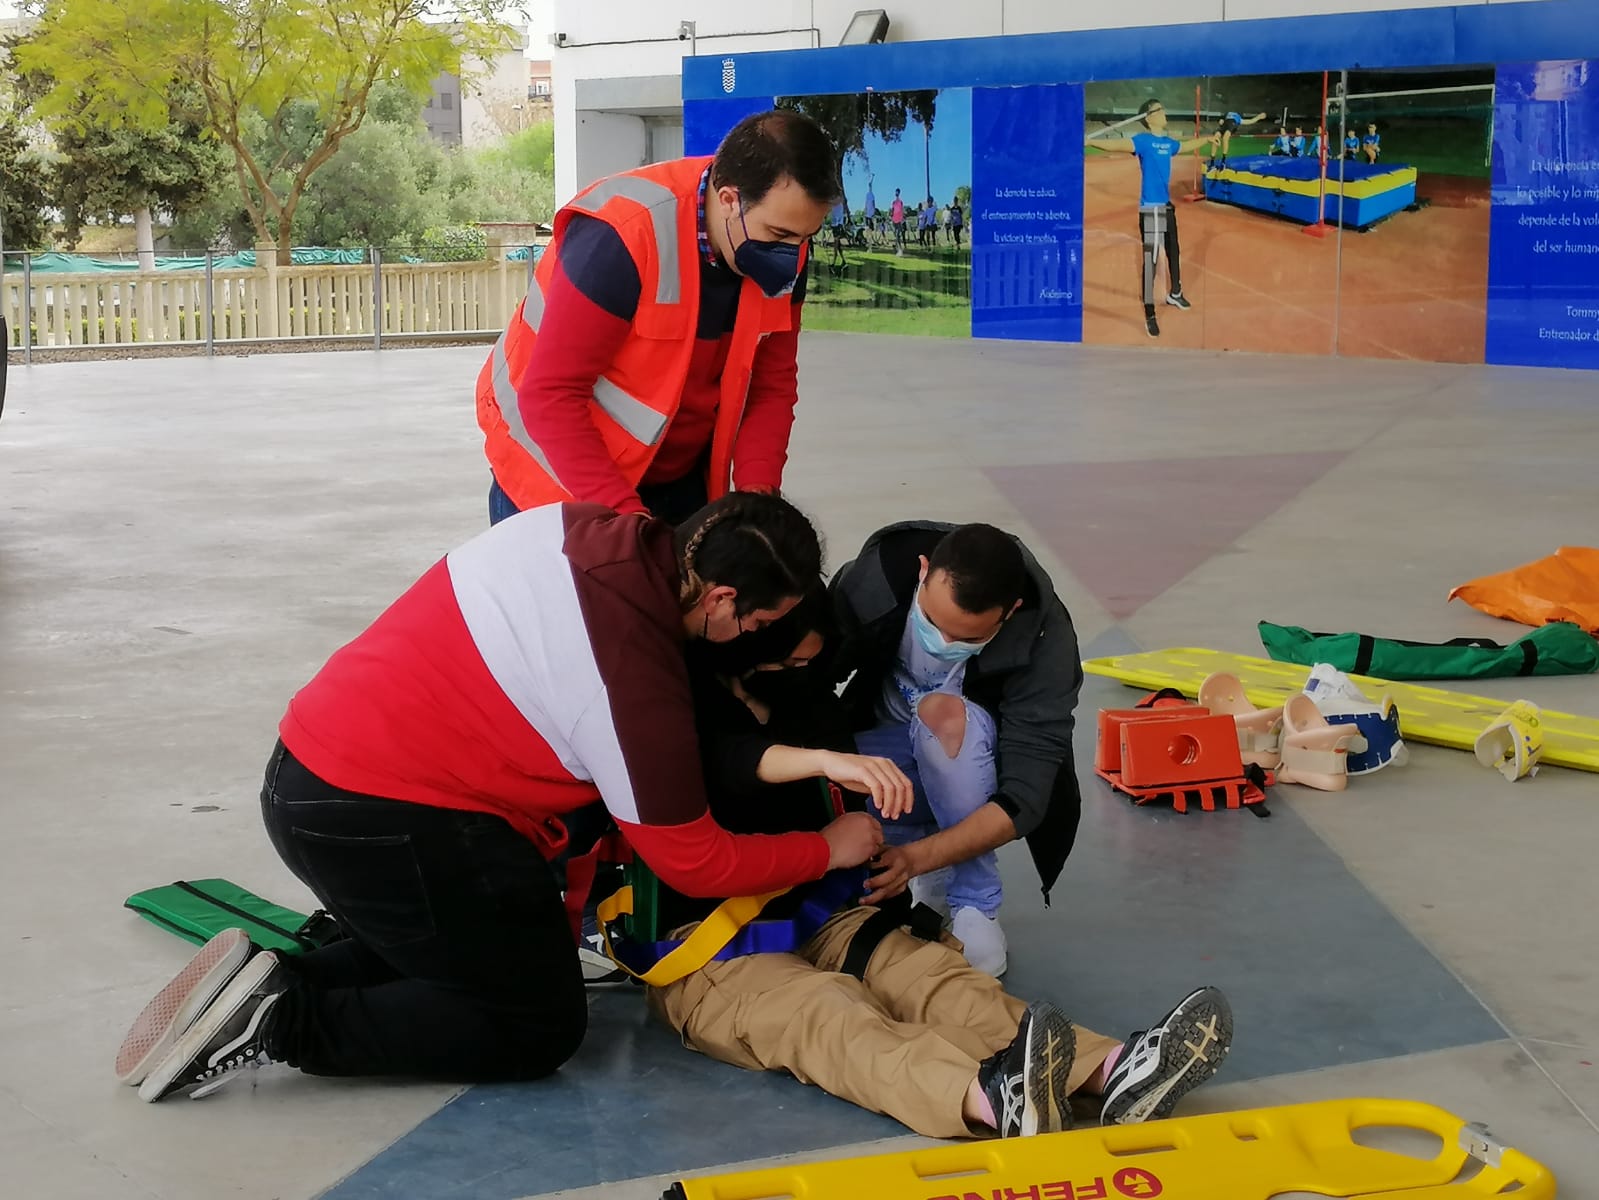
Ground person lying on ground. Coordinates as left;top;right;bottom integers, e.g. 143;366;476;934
647;608;1236;1138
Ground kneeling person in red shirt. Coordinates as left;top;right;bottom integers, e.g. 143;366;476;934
116;493;885;1102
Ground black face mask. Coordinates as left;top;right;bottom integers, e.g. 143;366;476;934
738;664;824;711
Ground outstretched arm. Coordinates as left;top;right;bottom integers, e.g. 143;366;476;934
1086;135;1139;154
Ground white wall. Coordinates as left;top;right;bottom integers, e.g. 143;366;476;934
549;0;1557;198
573;110;650;188
552;25;815;200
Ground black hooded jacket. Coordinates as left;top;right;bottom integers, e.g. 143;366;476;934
827;522;1084;903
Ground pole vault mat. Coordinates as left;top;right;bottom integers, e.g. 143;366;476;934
662;1098;1554;1199
1083;649;1599;773
1203;156;1417;229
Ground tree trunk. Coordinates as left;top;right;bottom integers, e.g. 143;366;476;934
274;196;296;266
134;207;156;272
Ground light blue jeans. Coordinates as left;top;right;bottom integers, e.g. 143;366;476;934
855;698;1002;917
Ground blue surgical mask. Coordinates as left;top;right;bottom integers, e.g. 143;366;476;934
729;200;802;298
910;595;987;665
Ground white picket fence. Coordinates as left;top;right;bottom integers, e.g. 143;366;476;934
1;255;537;352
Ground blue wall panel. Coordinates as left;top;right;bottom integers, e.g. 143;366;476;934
681;1;1599;368
685;1;1599;101
971;85;1084;343
684;95;776;156
1486;60;1599;368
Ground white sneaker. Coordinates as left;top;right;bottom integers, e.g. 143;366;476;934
951;907;1008;977
909;866;953;922
1100;985;1233;1124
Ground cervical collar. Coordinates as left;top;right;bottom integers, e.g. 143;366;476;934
1301;664;1410;775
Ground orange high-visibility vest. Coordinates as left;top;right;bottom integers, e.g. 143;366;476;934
476;156;805;511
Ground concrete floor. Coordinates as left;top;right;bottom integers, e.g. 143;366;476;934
2;335;1597;1198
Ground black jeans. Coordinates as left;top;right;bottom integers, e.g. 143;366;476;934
259;743;586;1081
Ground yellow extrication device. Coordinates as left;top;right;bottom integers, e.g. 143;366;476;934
664;1098;1555;1200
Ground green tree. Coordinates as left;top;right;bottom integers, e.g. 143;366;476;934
294;120;447;249
449;119;556;226
0;117;51;251
44;112;229;254
18;0;516;263
777;90;939;192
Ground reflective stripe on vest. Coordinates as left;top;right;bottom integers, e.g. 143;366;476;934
488;328;565;489
505;274;669;449
568;174;682;305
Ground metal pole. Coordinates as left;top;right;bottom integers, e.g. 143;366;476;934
1085;110;1157;141
1;216;7;416
22;252;33;364
204;251;215;356
525;246;535;297
1332;71;1348;357
1485;82;1497;169
371;247;383;351
1333;84;1496;103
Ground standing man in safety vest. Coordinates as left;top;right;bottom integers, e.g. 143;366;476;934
478;110;841;526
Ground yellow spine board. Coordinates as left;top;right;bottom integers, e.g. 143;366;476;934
669;1099;1553;1200
1082;649;1599;773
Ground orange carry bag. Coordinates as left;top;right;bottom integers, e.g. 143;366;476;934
1449;546;1599;636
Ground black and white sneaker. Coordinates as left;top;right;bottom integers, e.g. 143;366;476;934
116;929;255;1087
138;951;291;1102
977;1000;1076;1137
1144;313;1161;338
1165;292;1192;310
1101;985;1233;1125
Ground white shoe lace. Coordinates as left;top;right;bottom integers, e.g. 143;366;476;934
997;1074;1026;1135
189;1046;275;1100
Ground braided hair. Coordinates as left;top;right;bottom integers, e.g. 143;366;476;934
676;492;823;615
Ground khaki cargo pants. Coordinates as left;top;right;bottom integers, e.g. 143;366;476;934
648;906;1119;1138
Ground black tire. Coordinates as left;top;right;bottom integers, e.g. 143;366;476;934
0;315;8;421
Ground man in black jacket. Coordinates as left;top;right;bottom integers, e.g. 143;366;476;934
829;522;1083;976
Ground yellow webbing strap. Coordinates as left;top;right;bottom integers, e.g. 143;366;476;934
594;884;790;987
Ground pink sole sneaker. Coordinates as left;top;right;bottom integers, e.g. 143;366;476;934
115;928;253;1086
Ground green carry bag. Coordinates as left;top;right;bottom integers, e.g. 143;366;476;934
124;879;342;956
1258;619;1599;681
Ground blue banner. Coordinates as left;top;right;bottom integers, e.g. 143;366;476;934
684;96;777;156
970;85;1084;342
1486;60;1599;368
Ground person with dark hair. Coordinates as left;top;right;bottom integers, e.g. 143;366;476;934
475;109;841;528
826;522;1085;977
116;492;887;1104
654;604;1237;1139
1086;99;1216;339
1207;108;1270;170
